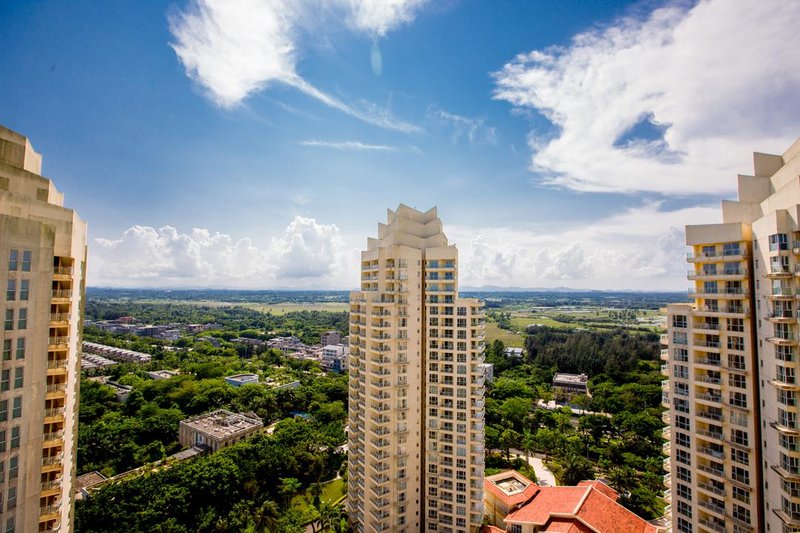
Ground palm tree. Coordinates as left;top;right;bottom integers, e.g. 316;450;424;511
253;500;280;533
555;453;593;486
316;501;340;532
521;429;535;466
605;466;636;496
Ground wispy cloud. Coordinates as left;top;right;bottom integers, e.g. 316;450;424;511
428;106;497;146
168;0;425;133
493;0;800;195
299;139;421;154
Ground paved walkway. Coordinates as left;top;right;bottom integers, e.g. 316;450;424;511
529;456;557;487
509;451;557;487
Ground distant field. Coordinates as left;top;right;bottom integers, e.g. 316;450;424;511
128;299;348;315
485;321;525;347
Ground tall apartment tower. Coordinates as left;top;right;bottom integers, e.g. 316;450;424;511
347;205;486;533
0;126;87;533
665;137;800;533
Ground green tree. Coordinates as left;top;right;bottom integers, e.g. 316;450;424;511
279;477;302;509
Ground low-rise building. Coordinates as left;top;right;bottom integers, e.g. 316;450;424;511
106;381;133;403
81;353;117;373
320;330;341;346
224;373;260;387
484;470;539;528
146;369;180;380
552;372;589;398
83;341;152;364
484;472;657;533
178;410;263;452
321;344;348;372
273;381;301;391
505;347;524;359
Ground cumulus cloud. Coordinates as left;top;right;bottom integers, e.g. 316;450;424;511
428;106;497;146
449;202;720;290
493;0;800;194
299;139;421;153
169;0;425;132
90;217;358;288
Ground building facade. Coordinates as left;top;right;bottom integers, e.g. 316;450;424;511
0;125;87;532
665;138;800;533
347;205;486;533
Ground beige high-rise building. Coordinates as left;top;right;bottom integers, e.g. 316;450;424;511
665;137;800;533
347;205;486;533
0;126;87;533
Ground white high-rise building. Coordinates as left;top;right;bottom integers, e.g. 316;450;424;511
0;125;87;533
347;205;486;533
665;138;800;533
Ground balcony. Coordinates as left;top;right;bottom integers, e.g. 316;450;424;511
48;337;69;348
698;517;726;533
689;267;747;280
767;310;796;322
49;313;70;325
687;250;747;263
41;479;61;495
44;408;65;422
768;333;799;346
767;287;796;299
766;266;794;279
697;463;725;479
698;498;726;516
39;504;60;519
697;410;723;422
51;290;72;300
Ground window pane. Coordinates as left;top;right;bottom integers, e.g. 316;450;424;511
14;339;23;360
18;280;28;301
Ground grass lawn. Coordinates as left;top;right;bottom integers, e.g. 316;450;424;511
129;299;348;315
290;477;346;512
485;320;525;347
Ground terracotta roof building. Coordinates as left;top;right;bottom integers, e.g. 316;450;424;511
484;472;657;533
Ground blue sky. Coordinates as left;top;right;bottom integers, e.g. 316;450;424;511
1;0;799;290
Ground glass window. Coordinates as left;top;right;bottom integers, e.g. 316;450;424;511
0;370;8;391
9;427;18;449
0;401;6;422
4;515;13;533
5;280;14;301
6;457;15;480
0;431;5;452
18;280;28;301
20;251;30;272
7;251;17;271
1;340;9;362
13;368;22;389
11;397;20;419
16;308;26;330
14;339;23;360
6;487;15;510
3;310;12;331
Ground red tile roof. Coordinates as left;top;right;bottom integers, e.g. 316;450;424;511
480;526;506;533
505;480;657;533
578;479;619;501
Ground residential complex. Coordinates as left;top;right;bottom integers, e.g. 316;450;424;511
347;205;486;533
665;138;800;533
0;126;88;532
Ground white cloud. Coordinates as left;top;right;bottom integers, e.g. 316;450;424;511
90;217;359;288
168;0;424;132
493;0;800;195
449;202;720;290
299;139;421;153
343;0;428;37
428;106;497;146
